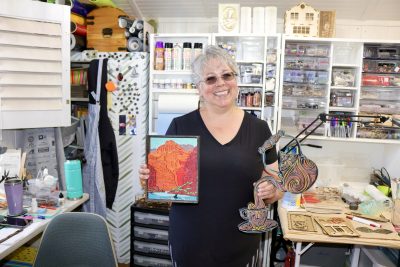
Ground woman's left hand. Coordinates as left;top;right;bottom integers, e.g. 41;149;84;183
256;181;277;200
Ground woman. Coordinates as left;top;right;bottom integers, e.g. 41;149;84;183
139;45;282;266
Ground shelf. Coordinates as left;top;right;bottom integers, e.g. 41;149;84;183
238;83;263;87
329;107;357;112
151;89;198;94
71;97;88;102
332;63;360;68
240;107;262;111
237;60;264;64
331;86;358;90
152;70;192;75
362;71;400;75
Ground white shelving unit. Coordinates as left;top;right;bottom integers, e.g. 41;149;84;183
149;33;211;134
278;36;400;143
212;33;281;132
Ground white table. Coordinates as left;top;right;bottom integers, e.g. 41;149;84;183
0;193;89;259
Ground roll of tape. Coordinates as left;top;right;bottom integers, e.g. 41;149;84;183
70;34;86;51
71;21;87;36
71;13;86;26
127;37;143;52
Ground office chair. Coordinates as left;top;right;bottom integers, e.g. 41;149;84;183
33;212;118;267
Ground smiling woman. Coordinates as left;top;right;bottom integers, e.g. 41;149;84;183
139;45;282;266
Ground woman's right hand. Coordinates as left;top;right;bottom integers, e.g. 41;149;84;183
139;164;150;189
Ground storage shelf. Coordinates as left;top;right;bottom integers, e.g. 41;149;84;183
329;107;357;112
331;86;358;90
152;70;192;75
71;97;88;102
238;83;264;87
151;89;198;94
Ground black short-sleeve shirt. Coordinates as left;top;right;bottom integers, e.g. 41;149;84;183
166;109;277;267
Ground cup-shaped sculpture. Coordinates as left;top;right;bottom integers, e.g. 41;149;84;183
238;178;278;233
258;130;318;194
239;207;271;231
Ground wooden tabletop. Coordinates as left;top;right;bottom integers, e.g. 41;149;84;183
278;203;400;249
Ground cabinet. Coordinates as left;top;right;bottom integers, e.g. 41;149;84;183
359;42;400;140
149;33;211;135
213;34;281;132
131;202;172;267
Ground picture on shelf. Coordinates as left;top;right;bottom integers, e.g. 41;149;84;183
146;135;199;203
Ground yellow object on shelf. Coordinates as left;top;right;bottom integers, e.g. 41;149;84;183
89;0;116;7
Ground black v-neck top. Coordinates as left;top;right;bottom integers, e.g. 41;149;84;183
166;109;278;267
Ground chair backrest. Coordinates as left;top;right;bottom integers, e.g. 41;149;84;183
33;212;117;267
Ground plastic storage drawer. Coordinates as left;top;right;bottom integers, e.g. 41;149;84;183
134;226;168;242
134;211;169;227
133;255;172;267
134;241;170;256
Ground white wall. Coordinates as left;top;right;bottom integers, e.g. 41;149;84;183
157;18;400;40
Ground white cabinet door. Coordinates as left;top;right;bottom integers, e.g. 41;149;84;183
0;0;71;129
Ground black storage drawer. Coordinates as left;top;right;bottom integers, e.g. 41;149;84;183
131;202;171;267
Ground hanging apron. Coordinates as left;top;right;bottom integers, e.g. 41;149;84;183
82;59;107;217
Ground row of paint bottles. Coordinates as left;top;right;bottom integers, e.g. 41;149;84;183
154;41;203;71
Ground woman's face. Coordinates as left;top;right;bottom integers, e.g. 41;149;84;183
198;58;238;109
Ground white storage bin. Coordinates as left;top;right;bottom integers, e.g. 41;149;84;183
134;211;169;227
134;241;170;255
134;254;173;267
134;226;168;241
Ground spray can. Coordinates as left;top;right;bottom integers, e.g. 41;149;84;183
172;43;183;71
193;43;203;60
182;42;192;71
154;41;164;70
64;160;83;200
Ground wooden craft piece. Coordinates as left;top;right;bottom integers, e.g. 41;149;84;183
356;227;392;234
238;178;278;233
314;217;360;237
288;213;317;232
86;7;128;52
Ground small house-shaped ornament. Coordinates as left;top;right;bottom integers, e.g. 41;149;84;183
284;2;319;37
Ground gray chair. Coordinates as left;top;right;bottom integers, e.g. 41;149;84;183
33;212;118;267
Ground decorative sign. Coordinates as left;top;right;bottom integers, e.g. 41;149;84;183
218;4;240;33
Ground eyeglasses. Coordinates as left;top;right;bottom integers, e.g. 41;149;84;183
200;72;237;85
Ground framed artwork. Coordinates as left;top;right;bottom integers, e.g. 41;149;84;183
146;135;200;203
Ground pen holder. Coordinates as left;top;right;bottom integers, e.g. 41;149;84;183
4;178;24;216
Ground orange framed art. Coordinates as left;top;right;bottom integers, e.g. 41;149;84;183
146;135;200;203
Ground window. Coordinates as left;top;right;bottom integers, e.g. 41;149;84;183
293;26;311;34
290;12;299;20
306;13;314;21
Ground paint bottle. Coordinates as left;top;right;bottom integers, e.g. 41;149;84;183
164;42;173;71
154;41;164;70
193;43;203;60
183;42;192;71
172;43;183;71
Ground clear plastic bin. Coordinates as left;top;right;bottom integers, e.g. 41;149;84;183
133;255;173;267
133;211;169;227
134;241;170;255
134;226;168;241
